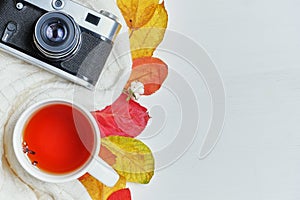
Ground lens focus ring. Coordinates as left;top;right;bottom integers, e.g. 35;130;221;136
34;12;80;60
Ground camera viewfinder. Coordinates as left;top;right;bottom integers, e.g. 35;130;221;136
85;13;100;26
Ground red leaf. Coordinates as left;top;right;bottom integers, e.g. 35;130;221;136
107;188;131;200
125;57;168;95
92;94;150;138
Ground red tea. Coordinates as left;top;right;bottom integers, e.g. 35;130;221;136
22;104;95;174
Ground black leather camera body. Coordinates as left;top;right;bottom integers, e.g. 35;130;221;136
0;0;121;89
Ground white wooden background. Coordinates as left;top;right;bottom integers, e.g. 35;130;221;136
131;0;300;199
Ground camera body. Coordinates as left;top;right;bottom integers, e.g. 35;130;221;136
0;0;121;89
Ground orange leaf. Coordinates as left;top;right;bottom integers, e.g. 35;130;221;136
103;176;127;200
117;0;159;29
79;173;103;200
126;57;168;95
130;2;168;59
79;173;126;200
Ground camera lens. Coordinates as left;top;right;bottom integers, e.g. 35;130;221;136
34;12;81;60
46;23;66;43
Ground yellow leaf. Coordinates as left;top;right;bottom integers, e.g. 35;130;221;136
102;136;155;184
117;0;159;28
130;2;168;59
103;176;126;200
79;173;102;200
79;174;126;200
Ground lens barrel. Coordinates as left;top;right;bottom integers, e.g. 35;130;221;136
34;12;81;59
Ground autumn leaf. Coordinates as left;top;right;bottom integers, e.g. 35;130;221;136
92;94;150;138
117;0;159;29
101;136;155;184
79;173;103;200
99;145;116;166
130;2;168;59
107;188;132;200
125;57;168;95
79;173;126;200
102;176;127;200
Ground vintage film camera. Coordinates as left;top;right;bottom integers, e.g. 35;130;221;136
0;0;121;89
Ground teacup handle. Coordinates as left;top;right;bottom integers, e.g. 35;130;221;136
88;157;119;187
